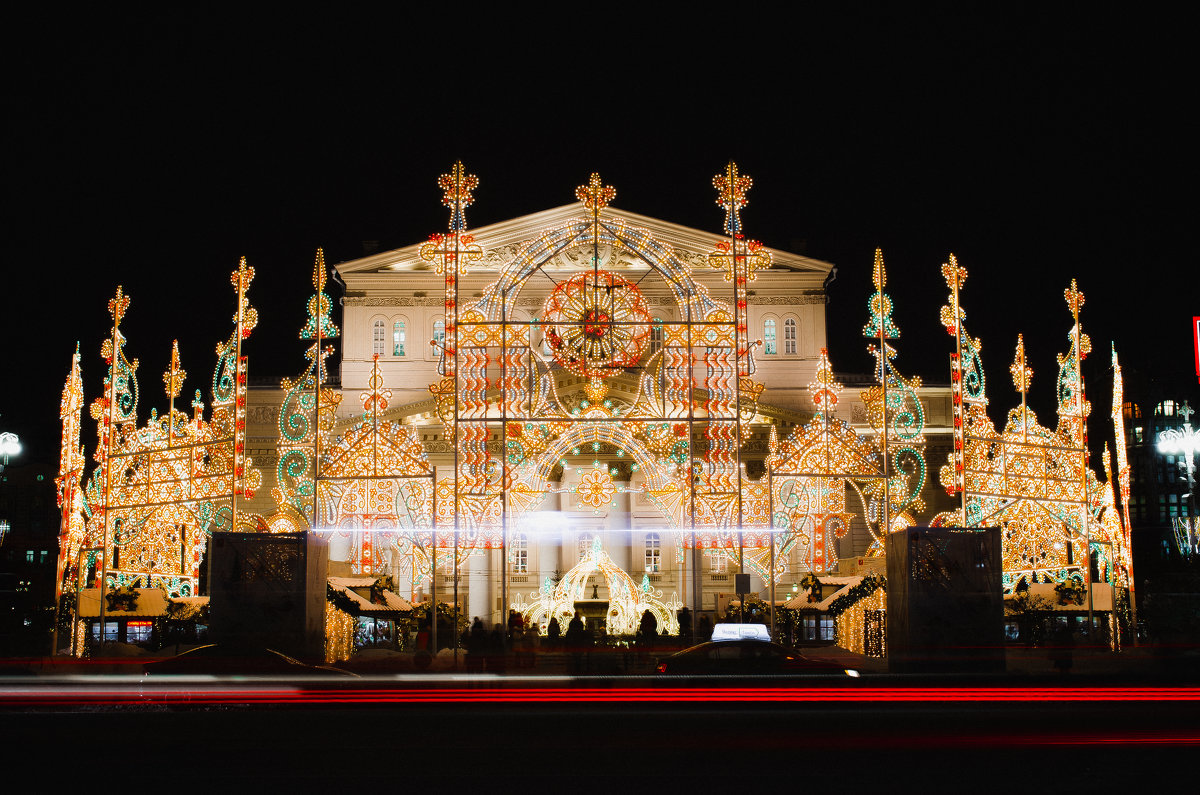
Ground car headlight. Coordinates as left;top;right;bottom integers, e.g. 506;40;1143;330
844;668;860;677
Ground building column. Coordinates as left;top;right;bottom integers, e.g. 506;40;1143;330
608;481;632;573
468;549;488;625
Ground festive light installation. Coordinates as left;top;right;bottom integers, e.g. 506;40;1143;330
860;249;927;540
272;249;342;530
933;263;1122;596
769;349;884;574
56;262;263;651
315;356;434;585
418;165;777;632
513;536;681;635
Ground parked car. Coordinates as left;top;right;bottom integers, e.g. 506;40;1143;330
655;640;858;676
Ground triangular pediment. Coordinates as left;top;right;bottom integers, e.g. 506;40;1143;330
334;205;832;277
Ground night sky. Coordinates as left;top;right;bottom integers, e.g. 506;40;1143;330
7;7;1196;467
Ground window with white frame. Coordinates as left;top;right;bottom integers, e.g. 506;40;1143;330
707;548;728;573
577;533;595;560
372;320;386;356
433;319;446;348
764;318;777;355
393;320;406;357
784;317;797;355
511;533;528;574
644;533;661;572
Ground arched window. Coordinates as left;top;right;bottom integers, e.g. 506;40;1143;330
433;319;446;348
393;320;406;357
763;318;777;355
644;532;661;573
784;317;797;355
372;320;386;356
511;533;528;574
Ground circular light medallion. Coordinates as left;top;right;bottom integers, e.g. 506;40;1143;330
542;270;651;378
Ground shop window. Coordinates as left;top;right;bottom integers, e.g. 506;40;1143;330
126;621;152;644
92;621;119;642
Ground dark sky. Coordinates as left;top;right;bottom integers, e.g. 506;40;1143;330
6;7;1196;466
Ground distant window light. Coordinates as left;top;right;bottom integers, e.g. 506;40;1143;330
784;318;797;355
708;548;728;574
393;321;406;357
25;550;34;564
1123;402;1141;420
764;319;777;355
512;533;528;574
372;320;385;356
645;533;661;573
1157;400;1176;417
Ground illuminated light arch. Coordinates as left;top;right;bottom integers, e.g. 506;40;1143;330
513;536;682;636
474;216;733;331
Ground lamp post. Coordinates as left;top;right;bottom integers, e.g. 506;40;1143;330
0;431;19;470
0;432;19;549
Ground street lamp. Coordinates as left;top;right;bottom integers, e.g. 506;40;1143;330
0;432;18;548
0;431;19;470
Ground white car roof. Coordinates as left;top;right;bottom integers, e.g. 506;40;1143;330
711;623;771;642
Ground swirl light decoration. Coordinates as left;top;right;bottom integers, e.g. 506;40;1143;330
271;249;343;529
860;249;927;547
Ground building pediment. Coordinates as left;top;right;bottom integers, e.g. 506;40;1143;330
334;205;832;278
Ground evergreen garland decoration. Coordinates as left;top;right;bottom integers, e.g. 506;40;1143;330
824;573;886;618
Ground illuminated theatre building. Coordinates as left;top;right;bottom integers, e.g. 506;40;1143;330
54;164;1136;654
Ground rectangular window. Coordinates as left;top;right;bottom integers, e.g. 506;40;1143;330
784;318;797;355
126;621;153;644
708;549;728;574
764;319;777;355
819;616;835;641
25;550;34;564
645;538;661;573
